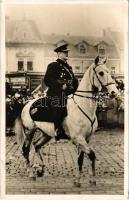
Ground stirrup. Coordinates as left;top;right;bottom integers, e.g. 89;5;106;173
54;129;58;136
54;129;61;141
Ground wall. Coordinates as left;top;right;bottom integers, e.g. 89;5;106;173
6;45;45;73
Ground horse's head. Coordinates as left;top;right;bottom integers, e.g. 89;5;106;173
91;56;118;96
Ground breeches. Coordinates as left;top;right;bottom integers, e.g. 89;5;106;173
46;95;67;129
51;106;67;129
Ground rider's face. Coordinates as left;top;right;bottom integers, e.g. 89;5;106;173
58;51;68;62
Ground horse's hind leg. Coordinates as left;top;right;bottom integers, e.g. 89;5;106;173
22;127;35;161
32;130;51;177
22;127;36;178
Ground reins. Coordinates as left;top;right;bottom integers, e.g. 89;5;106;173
73;93;97;100
74;89;102;100
76;90;98;93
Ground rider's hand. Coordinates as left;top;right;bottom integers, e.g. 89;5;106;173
62;84;67;90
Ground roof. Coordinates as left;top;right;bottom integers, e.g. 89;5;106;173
5;19;124;51
6;19;115;46
41;34;114;46
6;19;42;43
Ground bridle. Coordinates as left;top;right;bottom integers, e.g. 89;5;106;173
73;64;115;99
72;64;116;133
93;64;115;91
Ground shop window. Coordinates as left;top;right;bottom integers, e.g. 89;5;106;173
27;61;33;71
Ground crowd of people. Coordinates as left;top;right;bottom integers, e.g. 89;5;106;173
6;77;124;130
115;79;124;92
6;87;44;105
6;87;45;130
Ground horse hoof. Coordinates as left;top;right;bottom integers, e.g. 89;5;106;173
29;171;36;180
29;174;36;181
89;180;96;185
74;181;81;187
37;168;44;177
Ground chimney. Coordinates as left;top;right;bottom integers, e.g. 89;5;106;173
103;27;111;37
103;29;106;37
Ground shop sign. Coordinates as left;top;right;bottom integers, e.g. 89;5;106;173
10;77;26;85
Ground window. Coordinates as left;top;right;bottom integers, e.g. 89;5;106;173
27;61;33;71
79;44;86;54
18;61;24;71
111;67;115;75
98;44;106;56
17;58;34;72
75;66;81;73
16;51;34;72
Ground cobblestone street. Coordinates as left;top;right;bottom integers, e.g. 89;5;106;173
6;128;124;195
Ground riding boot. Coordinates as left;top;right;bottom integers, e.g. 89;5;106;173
54;125;69;141
54;107;67;141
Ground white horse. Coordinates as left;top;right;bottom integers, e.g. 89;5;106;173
15;56;118;186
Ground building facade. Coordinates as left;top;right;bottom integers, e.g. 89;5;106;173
6;18;124;92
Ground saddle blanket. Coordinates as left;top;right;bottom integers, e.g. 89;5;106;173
30;97;55;122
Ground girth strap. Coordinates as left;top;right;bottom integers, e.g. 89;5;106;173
72;97;96;129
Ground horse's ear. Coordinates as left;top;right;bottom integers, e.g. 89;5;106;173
95;56;99;65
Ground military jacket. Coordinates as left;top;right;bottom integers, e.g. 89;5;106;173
44;59;78;97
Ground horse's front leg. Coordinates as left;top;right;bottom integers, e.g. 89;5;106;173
87;149;96;185
74;135;96;185
74;149;85;187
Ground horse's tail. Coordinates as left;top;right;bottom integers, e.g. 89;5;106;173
14;99;36;145
14;116;25;145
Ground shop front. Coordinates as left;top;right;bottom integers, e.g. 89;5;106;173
6;72;46;93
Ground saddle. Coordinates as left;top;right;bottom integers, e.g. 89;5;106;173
30;97;70;140
30;97;55;122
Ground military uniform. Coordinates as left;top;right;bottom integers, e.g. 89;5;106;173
44;58;78;132
44;58;78;96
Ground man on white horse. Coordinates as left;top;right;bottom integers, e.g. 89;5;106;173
44;42;78;140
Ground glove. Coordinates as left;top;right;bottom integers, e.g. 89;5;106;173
62;84;67;90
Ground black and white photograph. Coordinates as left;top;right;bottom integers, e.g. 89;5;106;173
4;1;127;196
